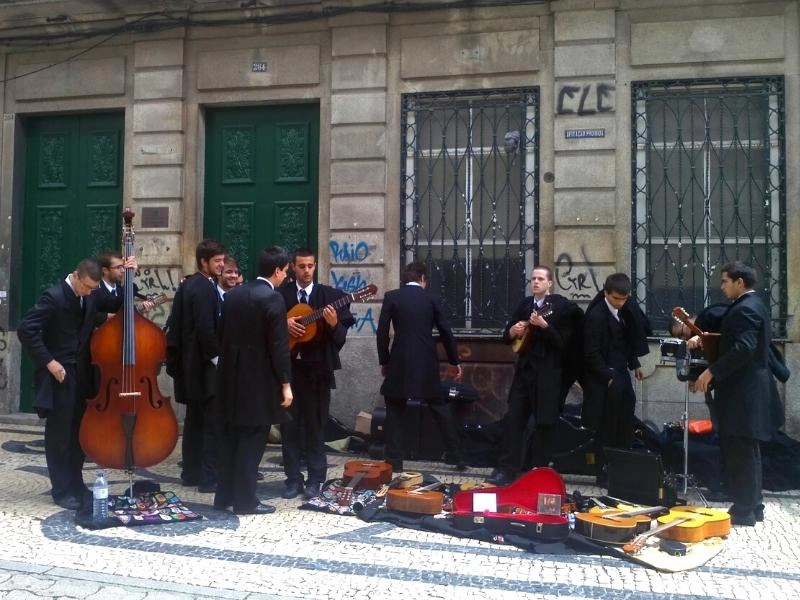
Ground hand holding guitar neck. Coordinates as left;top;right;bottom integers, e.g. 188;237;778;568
511;305;553;354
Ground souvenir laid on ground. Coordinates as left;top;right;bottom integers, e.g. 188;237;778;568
76;490;202;529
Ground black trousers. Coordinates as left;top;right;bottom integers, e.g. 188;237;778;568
595;368;637;469
214;423;269;511
719;434;762;515
281;366;331;486
181;397;219;486
384;396;462;468
497;369;553;473
43;365;87;500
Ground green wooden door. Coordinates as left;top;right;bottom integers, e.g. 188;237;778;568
204;105;319;279
19;113;124;411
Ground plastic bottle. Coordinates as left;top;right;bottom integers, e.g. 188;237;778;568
92;470;109;521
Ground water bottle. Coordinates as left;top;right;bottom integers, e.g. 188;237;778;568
92;470;109;522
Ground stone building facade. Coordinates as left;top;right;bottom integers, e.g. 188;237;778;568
0;0;797;438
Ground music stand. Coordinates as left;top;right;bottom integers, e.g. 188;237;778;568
659;338;708;505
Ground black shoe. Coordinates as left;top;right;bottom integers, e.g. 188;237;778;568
281;480;304;500
730;510;757;526
303;482;321;500
455;462;468;472
197;482;217;493
754;504;765;522
181;474;200;487
213;502;232;511
256;471;265;481
54;495;81;510
234;503;276;515
486;469;514;486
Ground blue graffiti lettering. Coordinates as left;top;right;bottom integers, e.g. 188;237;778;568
350;307;377;334
329;240;369;263
331;271;369;294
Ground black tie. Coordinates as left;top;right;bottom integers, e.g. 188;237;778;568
112;287;118;298
299;289;308;304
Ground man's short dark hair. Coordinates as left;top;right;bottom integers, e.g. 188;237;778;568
293;247;316;262
195;239;226;269
97;250;122;270
258;246;290;278
603;272;631;296
76;258;102;281
401;261;428;284
223;254;239;269
532;265;553;281
721;261;757;288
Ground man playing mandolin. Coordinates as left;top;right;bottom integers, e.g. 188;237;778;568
279;248;355;500
488;266;580;486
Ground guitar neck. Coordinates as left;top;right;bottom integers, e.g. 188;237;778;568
299;292;355;325
625;516;691;552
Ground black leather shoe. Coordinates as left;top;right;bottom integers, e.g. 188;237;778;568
486;469;514;486
281;481;304;500
256;471;265;481
303;482;321;500
234;503;276;515
730;511;757;526
197;481;217;493
54;495;81;510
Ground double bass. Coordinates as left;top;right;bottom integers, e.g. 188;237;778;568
80;209;178;470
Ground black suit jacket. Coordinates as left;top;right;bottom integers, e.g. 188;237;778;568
279;283;355;386
710;291;779;440
581;292;649;430
170;272;220;403
216;279;292;426
377;284;459;399
17;279;99;408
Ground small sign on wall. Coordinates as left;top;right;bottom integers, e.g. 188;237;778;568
252;62;268;72
565;129;606;139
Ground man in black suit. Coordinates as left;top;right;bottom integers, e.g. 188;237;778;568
694;262;781;526
93;250;154;321
18;258;103;509
280;248;355;499
582;273;649;481
487;266;581;486
166;239;226;492
213;246;293;514
377;261;464;471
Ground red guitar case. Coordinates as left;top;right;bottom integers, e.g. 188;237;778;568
450;467;570;542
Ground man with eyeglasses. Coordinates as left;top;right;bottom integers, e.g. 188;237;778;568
18;258;103;510
93;250;154;322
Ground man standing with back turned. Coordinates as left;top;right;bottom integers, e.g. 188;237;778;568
377;261;465;472
213;246;293;515
694;262;780;526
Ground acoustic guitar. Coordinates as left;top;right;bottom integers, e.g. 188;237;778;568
575;505;665;545
511;305;554;354
375;471;423;498
623;514;693;555
137;292;168;314
655;505;731;543
672;306;720;363
386;482;445;515
288;284;377;352
336;460;393;506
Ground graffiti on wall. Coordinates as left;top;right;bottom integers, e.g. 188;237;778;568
330;270;371;294
0;327;7;391
329;240;370;264
557;82;615;115
555;247;602;301
350;305;378;335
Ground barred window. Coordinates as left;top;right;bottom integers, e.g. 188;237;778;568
632;77;787;335
401;88;539;334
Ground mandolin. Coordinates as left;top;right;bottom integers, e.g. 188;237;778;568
511;305;554;354
671;307;720;363
386;482;445;515
655;505;731;543
288;284;377;352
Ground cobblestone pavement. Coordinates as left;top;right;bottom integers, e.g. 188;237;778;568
0;420;798;600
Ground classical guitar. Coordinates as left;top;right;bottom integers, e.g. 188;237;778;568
375;471;423;498
671;306;720;363
137;292;168;314
511;304;554;354
623;514;693;555
287;284;377;352
575;505;666;544
386;482;445;515
655;505;731;543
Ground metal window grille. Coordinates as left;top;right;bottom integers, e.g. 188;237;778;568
631;77;787;336
401;87;539;334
